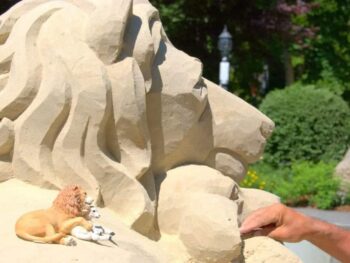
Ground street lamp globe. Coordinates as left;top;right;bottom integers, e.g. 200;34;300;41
218;25;232;90
218;25;232;60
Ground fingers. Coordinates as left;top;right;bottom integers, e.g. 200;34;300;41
267;227;290;241
240;204;306;243
252;226;291;242
255;224;277;237
240;204;283;235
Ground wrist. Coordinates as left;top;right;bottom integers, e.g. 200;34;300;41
303;217;334;243
296;215;318;241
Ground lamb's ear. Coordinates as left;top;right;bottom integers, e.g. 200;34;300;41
85;196;94;205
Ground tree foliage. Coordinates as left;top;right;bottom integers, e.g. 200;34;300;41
301;0;350;95
0;0;19;14
150;0;318;100
3;0;350;100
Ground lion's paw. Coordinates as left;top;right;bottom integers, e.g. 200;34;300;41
63;236;77;246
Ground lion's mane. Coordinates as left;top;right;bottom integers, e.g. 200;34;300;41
0;0;171;229
52;185;86;217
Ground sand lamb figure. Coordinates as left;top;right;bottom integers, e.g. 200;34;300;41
71;197;115;242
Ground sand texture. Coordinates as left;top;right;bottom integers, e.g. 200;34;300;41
0;179;170;263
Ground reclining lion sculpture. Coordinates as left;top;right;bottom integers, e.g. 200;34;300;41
15;185;92;245
0;0;301;262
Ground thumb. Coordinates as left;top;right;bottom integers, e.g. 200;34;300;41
240;208;279;234
254;224;278;237
266;227;290;242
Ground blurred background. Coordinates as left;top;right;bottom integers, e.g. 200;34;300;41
148;0;350;213
149;0;350;104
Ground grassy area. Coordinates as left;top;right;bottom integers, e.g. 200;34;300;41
241;161;350;210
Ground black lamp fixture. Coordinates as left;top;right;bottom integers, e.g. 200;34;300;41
218;25;232;89
218;25;233;60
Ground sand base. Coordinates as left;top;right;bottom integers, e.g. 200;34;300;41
0;179;170;263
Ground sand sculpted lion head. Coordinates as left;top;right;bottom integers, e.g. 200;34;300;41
0;1;277;261
53;185;88;217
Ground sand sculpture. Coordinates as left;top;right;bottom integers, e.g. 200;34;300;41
0;0;301;262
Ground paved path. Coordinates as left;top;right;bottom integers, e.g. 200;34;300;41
296;208;350;230
286;208;350;263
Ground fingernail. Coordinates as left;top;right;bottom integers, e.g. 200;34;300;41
239;227;246;234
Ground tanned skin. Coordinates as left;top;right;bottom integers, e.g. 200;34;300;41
240;203;350;263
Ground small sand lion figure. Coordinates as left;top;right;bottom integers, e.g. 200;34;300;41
15;185;93;245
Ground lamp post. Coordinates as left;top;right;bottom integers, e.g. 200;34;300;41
218;25;232;90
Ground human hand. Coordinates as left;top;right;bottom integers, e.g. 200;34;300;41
239;203;312;242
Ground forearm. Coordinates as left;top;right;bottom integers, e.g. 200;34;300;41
305;218;350;262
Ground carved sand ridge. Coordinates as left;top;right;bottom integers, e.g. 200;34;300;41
0;0;301;262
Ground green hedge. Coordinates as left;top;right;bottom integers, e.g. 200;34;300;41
260;84;350;166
